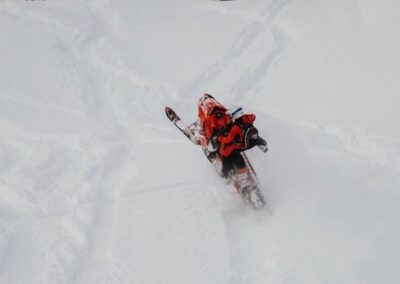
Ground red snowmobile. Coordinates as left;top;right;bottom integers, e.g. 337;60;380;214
165;93;268;209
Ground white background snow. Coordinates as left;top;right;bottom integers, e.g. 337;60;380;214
1;0;400;283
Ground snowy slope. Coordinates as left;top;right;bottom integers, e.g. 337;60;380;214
1;0;400;283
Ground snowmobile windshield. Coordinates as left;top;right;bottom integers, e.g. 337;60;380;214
211;106;227;118
227;106;244;121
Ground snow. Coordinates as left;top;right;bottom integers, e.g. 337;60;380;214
1;0;400;283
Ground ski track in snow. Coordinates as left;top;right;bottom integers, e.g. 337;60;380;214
184;0;291;105
1;1;161;283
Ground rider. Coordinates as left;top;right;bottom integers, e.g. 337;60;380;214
217;106;265;178
198;94;266;178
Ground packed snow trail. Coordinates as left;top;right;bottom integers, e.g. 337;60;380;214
1;0;400;284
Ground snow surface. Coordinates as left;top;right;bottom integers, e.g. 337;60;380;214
1;0;400;283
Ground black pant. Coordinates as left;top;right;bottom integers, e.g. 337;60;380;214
221;150;245;178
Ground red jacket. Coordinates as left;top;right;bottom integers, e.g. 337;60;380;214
217;114;256;157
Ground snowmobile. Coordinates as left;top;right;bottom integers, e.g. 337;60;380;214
165;94;268;210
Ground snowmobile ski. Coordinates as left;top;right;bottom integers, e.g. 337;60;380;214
165;106;199;144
